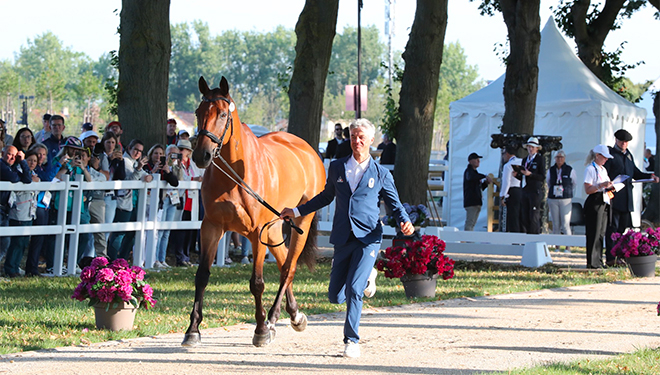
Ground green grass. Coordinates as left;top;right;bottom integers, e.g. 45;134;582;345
494;347;660;374
0;261;631;354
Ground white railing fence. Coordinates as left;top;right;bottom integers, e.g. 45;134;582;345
0;175;235;276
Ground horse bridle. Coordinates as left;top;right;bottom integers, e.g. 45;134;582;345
197;94;305;244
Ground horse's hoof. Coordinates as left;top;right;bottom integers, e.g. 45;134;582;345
291;313;307;332
252;328;276;347
181;332;201;347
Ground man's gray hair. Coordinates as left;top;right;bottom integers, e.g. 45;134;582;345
349;118;375;139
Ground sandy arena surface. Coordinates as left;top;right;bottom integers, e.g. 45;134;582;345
1;250;659;375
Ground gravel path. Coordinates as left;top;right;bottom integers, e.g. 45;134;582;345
1;272;659;375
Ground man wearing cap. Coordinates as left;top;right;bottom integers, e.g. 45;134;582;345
604;129;659;266
500;146;523;233
34;114;51;143
106;121;124;151
520;137;546;234
463;152;492;231
166;119;178;145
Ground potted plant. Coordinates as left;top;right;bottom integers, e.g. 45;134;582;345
610;228;659;277
71;257;157;331
376;234;455;298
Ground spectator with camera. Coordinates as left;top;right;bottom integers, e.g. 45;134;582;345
1;145;32;265
107;139;153;261
99;132;126;228
25;143;51;276
81;130;109;259
145;144;182;268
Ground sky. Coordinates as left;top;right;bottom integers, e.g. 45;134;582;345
1;0;659;84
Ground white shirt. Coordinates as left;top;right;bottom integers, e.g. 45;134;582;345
345;155;371;192
584;162;611;204
500;156;522;198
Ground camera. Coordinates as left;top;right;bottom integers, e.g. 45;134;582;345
170;153;182;160
160;156;166;165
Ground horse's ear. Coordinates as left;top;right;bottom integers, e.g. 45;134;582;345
199;76;210;96
219;76;229;96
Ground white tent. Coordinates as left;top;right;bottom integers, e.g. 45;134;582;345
640;79;659;153
445;17;647;231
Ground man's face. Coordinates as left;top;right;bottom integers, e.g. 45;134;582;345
50;119;65;137
43;118;51;131
179;133;190;141
130;144;144;160
83;137;98;149
36;147;47;165
616;139;629;152
3;146;18;165
469;158;480;168
167;122;177;136
350;127;374;159
334;125;343;138
108;125;122;136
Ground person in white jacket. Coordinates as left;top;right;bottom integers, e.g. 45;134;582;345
107;139;153;261
499;146;523;233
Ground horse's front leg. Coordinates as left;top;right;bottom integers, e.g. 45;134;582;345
251;237;275;347
182;220;223;347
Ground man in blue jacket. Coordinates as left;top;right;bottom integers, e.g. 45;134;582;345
281;118;413;358
1;146;32;264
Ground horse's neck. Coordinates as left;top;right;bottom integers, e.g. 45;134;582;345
222;112;246;163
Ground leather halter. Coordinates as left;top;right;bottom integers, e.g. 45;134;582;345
198;95;233;146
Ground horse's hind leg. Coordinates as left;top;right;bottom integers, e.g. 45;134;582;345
182;220;223;347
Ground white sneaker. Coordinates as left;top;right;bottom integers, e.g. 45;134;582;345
241;256;250;264
343;342;360;358
364;268;378;298
161;261;171;268
224;257;233;264
153;261;163;269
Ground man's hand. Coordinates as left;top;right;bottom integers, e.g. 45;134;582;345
653;174;660;183
521;169;531;176
400;221;414;236
501;197;507;207
280;207;295;220
16;151;25;162
143;174;153;183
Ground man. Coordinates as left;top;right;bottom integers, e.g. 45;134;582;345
34;113;51;143
500;146;523;233
166;119;178;145
107;139;153;261
281;118;414;358
1;146;32;263
106;121;124;151
43;115;67;167
81;130;109;258
335;127;352;159
520;137;546;234
325;123;344;159
604;129;659;266
645;148;655;172
463;152;492;231
379;134;397;165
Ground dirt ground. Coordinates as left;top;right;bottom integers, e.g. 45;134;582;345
1;252;659;375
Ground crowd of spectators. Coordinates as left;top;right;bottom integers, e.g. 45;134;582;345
0;116;240;278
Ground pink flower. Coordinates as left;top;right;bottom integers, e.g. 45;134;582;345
97;286;117;303
71;283;88;301
115;269;134;286
117;284;134;302
80;266;96;283
90;257;109;268
111;258;130;271
131;266;145;281
95;267;115;283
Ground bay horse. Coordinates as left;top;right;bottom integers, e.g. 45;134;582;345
182;76;326;347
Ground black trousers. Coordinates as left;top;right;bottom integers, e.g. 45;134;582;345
170;210;194;265
26;207;48;275
584;193;608;268
502;187;523;233
605;207;632;264
521;188;542;234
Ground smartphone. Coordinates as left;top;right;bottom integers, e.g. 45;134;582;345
160;156;166;165
114;145;121;153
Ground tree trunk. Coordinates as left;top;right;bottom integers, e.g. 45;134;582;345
500;0;541;135
287;0;339;149
647;93;660;224
570;0;625;82
118;0;171;148
394;0;448;205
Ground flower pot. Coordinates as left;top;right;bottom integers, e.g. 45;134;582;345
94;302;137;331
400;273;438;298
625;254;657;278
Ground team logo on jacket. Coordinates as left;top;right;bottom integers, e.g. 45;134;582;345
337;176;344;183
368;178;375;188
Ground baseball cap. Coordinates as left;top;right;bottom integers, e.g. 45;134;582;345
593;144;613;159
468;152;483;161
106;121;121;130
178;129;190;137
82;122;93;131
80;130;99;142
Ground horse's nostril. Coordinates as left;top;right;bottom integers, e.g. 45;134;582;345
204;152;211;162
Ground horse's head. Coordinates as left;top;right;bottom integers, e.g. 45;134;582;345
193;76;235;168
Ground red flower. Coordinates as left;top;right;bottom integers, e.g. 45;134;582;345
378;235;454;280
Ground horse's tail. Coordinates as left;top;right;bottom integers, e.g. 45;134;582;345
297;212;318;272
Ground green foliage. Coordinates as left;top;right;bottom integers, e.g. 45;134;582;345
379;62;403;140
0;261;630;354
103;50;119;117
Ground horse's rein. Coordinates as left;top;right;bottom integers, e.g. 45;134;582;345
198;94;305;247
